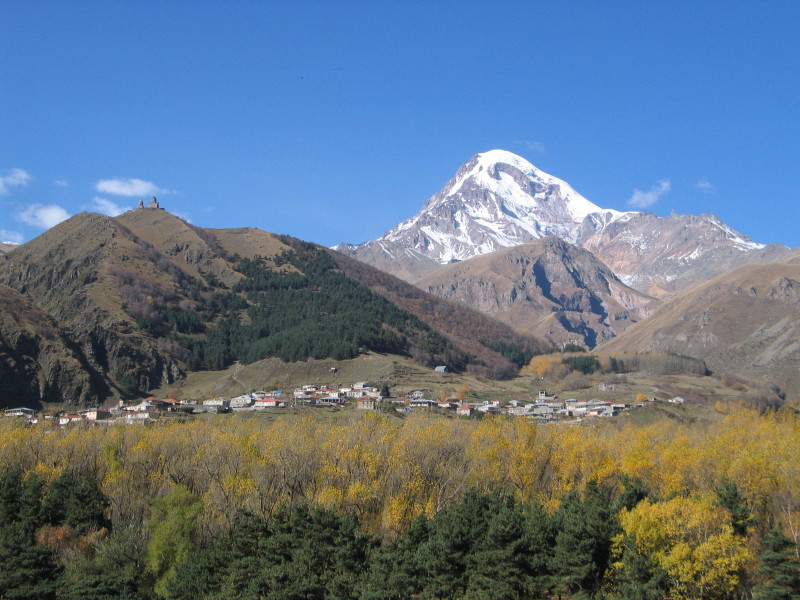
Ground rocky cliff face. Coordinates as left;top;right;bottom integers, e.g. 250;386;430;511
580;212;789;298
419;237;655;349
0;212;201;405
0;285;113;408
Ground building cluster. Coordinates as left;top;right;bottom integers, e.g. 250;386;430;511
403;390;649;422
3;384;674;427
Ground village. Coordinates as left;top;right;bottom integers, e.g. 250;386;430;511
3;379;687;427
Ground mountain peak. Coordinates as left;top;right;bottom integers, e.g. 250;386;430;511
360;149;629;267
475;149;537;171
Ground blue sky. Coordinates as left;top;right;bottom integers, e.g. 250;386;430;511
2;2;799;248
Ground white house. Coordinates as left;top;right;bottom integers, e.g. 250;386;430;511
4;407;35;418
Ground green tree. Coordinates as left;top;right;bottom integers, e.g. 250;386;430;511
754;527;800;600
41;469;108;534
145;485;202;598
715;478;755;537
550;481;616;597
0;468;62;600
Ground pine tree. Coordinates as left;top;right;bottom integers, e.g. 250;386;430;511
754;527;800;600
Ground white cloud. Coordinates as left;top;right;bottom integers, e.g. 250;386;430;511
95;177;175;197
19;204;70;229
628;179;671;208
515;140;546;154
695;179;716;195
0;230;24;244
0;168;33;195
55;179;69;187
91;196;129;216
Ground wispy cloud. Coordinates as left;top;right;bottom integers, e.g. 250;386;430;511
628;179;671;209
91;196;129;216
695;179;716;195
19;204;70;229
0;230;24;244
514;140;546;154
55;179;69;187
95;177;175;197
0;168;32;195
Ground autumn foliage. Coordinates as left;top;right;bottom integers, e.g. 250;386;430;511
1;406;800;598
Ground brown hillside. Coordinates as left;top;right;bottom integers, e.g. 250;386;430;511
417;237;655;349
598;257;800;400
0;285;112;407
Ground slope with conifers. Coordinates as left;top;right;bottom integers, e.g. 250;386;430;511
0;208;546;408
598;251;800;401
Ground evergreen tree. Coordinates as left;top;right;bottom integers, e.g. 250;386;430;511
754;527;800;600
357;514;430;600
41;469;108;535
715;477;755;537
0;468;62;600
550;481;616;598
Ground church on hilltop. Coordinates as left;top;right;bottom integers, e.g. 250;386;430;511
137;197;164;210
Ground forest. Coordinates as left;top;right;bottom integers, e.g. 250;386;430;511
120;244;480;373
1;406;799;599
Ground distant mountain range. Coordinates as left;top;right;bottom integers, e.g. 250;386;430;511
336;150;790;297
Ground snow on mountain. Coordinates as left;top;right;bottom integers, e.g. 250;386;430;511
334;149;783;295
371;149;632;265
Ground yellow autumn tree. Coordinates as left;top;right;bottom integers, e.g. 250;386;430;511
615;494;754;599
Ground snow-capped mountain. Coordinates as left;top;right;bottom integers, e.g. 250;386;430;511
337;150;629;272
335;149;788;297
580;211;787;297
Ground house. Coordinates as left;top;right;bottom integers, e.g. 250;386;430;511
532;405;556;417
318;396;344;406
81;409;112;421
230;394;254;408
58;414;85;426
456;405;474;417
120;411;151;423
475;400;501;413
669;396;686;404
4;407;35;418
254;398;284;409
356;398;376;410
203;398;230;408
434;366;448;373
409;398;437;409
